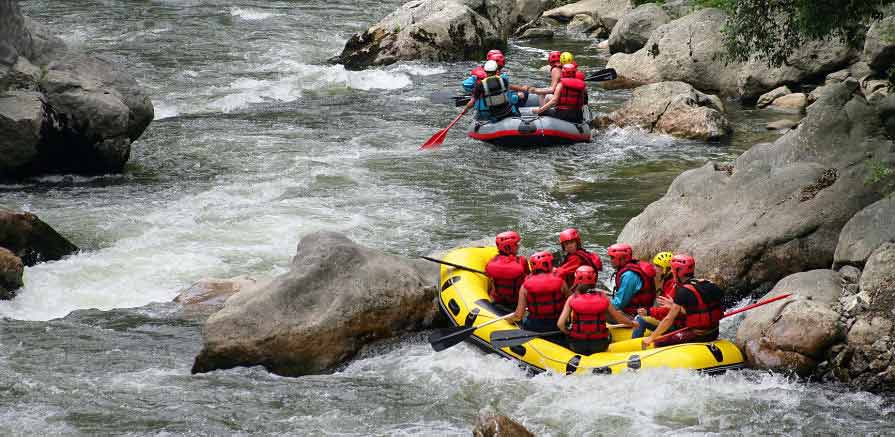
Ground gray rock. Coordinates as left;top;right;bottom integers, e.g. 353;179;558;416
0;247;24;300
859;243;895;305
472;413;534;437
606;9;857;99
617;82;895;296
757;85;792;108
543;0;633;29
599;81;730;140
0;91;45;175
769;93;809;112
174;275;261;309
736;270;843;375
191;231;439;376
608;3;670;54
839;265;862;284
0;210;78;266
520;28;554;39
864;17;895;73
835;197;895;268
765;119;798;131
0;0;33;62
335;0;549;70
567;13;599;33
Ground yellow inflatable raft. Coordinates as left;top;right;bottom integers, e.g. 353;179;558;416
436;246;745;375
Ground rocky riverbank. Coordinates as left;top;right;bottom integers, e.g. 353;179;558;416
0;210;77;299
0;0;153;179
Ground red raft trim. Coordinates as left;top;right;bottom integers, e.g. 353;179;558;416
468;128;590;142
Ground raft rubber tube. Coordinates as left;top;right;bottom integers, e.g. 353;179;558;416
436;246;746;375
468;104;592;147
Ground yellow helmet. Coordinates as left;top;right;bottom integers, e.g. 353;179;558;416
560;51;574;65
652;251;674;275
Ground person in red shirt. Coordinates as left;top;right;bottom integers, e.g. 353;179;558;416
554;228;603;286
557;266;636;355
511;251;570;335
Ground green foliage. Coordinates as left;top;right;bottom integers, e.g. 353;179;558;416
720;0;894;67
393;24;401;33
866;159;895;185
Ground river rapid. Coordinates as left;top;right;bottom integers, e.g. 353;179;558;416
1;0;893;435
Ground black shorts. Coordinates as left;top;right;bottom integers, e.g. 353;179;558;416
568;337;610;355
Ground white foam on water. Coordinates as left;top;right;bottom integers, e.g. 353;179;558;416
386;63;448;76
152;100;180;120
229;6;281;21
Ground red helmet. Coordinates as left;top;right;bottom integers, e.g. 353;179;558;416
530;251;554;273
671;254;696;281
573;265;597;286
487;49;503;58
471;65;487;80
561;63;577;78
607;243;633;266
575;70;585;80
495;231;521;255
548;51;561;67
487;52;506;68
559;228;580;245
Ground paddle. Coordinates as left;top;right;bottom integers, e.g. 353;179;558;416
420;256;486;275
646;293;793;347
419;107;469;150
430;90;473;106
585;68;618;82
490;324;629;348
429;312;515;352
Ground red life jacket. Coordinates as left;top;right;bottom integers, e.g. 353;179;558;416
523;272;566;319
615;260;657;315
680;281;723;330
568;292;610;340
485;255;528;305
649;277;685;326
558;249;603;285
557;78;586;110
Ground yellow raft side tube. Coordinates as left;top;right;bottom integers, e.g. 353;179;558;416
436;247;745;375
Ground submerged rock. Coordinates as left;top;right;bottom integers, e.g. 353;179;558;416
765;119;798;131
0;210;78;266
0;247;24;300
472;414;535;437
174;275;261;308
736;270;843;376
617;81;895;297
834;196;895;268
0;0;153;178
768;93;809;112
192;231;439;377
607;3;669;54
757;86;792;108
598;81;730;140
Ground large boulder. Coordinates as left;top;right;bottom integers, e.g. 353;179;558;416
617;81;895;297
0;210;78;266
864;16;895;73
834;196;895;268
735;270;843;375
192;231;439;376
334;0;549;70
0;247;24;300
597;81;730;140
825;243;895;392
0;91;49;175
542;0;633;30
606;8;857;99
607;3;670;54
0;1;153;178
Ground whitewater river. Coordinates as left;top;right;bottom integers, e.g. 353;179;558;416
2;0;893;434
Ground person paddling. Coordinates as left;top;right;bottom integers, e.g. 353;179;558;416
554;228;603;286
642;254;725;348
484;231;530;313
533;63;588;123
607;243;657;317
558;266;636;355
632;251;675;339
511;251;570;335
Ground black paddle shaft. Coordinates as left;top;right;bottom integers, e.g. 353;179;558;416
420;256;486;275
